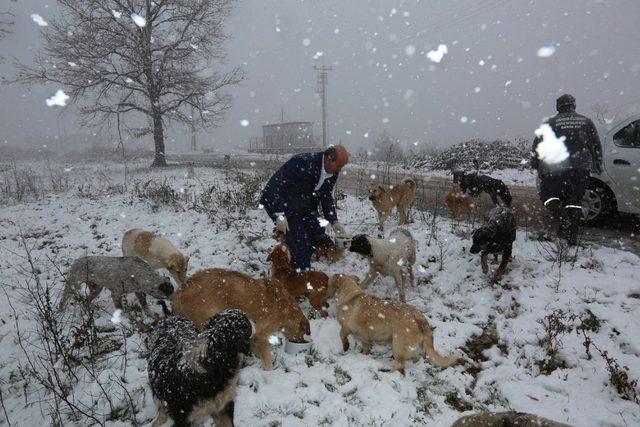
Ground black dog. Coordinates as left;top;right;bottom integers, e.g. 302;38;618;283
148;309;253;427
453;171;512;207
469;207;516;281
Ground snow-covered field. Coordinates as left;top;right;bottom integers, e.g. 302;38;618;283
0;161;638;426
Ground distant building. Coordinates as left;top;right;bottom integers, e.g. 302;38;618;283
248;121;321;153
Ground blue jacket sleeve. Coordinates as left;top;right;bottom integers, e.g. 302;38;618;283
263;156;304;220
320;177;338;223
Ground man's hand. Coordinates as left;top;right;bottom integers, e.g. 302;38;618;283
331;221;347;237
275;213;289;233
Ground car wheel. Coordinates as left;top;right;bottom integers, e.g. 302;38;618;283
581;181;615;225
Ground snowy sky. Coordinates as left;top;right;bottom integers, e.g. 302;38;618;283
1;0;639;151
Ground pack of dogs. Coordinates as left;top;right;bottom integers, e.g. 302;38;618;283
59;172;516;426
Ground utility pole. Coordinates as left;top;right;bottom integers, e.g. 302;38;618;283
190;105;197;151
314;65;332;147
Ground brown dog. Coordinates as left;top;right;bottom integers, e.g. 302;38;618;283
444;183;474;218
171;268;311;370
273;229;343;264
122;229;189;284
327;274;459;374
268;244;330;317
368;178;416;231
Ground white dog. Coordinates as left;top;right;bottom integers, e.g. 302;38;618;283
348;228;416;302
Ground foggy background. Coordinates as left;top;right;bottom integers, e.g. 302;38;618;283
1;0;639;153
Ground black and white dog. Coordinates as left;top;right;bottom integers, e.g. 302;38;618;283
469;207;516;281
453;170;512;207
148;309;253;427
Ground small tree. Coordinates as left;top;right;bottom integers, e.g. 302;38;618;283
17;0;243;167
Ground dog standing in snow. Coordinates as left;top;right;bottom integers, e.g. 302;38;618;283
327;274;459;374
58;256;174;314
444;183;474;218
122;228;189;284
148;309;253;427
348;228;416;302
368;178;416;231
469;207;516;282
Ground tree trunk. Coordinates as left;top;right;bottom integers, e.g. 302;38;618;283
151;110;167;167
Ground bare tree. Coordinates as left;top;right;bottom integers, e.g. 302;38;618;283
16;0;243;167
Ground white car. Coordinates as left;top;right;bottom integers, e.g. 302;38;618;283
582;115;640;223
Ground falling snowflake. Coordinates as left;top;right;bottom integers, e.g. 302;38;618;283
30;14;48;27
46;90;70;107
268;335;280;345
426;44;448;63
111;309;123;324
534;123;569;164
131;13;147;28
68;62;78;67
240;119;249;127
537;46;556;58
318;218;330;227
112;10;122;19
302;38;311;46
312;51;324;60
460;116;469;123
405;45;416;56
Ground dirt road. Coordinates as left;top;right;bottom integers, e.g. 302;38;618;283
167;153;640;254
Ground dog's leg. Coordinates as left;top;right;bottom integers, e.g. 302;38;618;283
213;403;234;427
394;271;406;302
340;327;351;352
109;289;123;310
492;247;512;282
87;283;103;304
362;342;372;355
254;337;272;370
309;292;328;318
360;269;378;289
135;292;156;317
152;402;169;427
481;252;489;274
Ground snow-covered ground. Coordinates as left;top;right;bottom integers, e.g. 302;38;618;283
0;161;638;426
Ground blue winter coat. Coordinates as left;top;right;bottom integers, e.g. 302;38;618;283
260;152;338;223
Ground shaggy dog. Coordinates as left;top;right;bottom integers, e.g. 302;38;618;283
148;309;253;427
268;244;330;317
171;268;311;370
122;228;190;284
444;183;474;218
348;228;416;302
327;274;459;374
452;171;512;207
470;207;516;281
368;178;416;231
58;256;174;315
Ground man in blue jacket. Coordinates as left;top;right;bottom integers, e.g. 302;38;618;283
260;145;350;271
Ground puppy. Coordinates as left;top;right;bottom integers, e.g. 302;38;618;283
470;207;516;281
453;171;512;207
171;268;311;370
444;183;474;218
122;228;189;284
148;309;253;427
368;178;416;231
313;234;345;263
59;256;174;315
348;228;416;302
327;274;459;374
268;244;330;317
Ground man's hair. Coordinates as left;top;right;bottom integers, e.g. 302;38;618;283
324;146;339;160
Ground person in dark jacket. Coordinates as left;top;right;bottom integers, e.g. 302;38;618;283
530;94;603;245
260;145;349;271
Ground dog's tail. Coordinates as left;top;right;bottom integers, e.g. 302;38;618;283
415;315;459;367
402;178;416;191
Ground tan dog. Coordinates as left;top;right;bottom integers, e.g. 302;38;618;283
368;178;416;231
268;244;330;317
273;229;343;264
327;274;459;374
171;268;311;370
122;229;189;284
444;183;474;218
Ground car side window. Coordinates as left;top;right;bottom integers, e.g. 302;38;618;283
613;120;640;148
